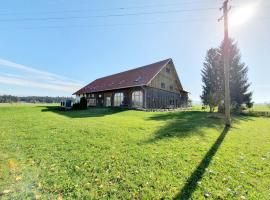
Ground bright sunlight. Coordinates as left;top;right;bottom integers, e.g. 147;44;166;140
230;2;258;27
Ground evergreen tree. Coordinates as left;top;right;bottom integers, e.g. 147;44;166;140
201;39;252;112
201;48;223;112
221;39;253;110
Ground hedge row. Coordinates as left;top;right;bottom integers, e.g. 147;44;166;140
242;111;270;118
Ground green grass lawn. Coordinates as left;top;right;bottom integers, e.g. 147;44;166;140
0;104;269;199
249;105;270;112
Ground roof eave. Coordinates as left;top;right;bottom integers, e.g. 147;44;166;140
73;84;147;95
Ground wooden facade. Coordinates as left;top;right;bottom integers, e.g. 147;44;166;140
79;86;187;109
75;58;188;109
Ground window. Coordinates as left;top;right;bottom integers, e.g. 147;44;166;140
105;97;111;107
166;67;171;73
88;99;96;106
132;91;143;107
170;85;173;91
114;93;124;106
161;82;165;89
91;94;95;98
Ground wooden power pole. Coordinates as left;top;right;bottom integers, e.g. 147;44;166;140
219;0;231;127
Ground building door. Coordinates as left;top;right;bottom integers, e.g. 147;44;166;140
105;97;111;107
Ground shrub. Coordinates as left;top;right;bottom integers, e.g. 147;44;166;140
246;102;254;109
80;97;87;110
72;103;80;110
242;111;270;118
72;97;87;110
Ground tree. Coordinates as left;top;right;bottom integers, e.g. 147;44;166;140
201;48;223;112
187;97;192;107
222;39;253;111
79;97;88;110
201;39;253;112
0;95;74;103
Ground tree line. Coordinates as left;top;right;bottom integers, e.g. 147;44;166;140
0;95;74;103
201;39;253;112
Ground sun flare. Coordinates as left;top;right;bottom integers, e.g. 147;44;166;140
230;3;257;27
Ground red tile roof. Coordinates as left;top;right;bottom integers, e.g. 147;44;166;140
73;58;171;95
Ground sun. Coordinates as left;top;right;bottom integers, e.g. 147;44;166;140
230;3;257;27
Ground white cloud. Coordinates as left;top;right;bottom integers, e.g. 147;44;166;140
0;75;79;92
0;58;83;95
0;58;81;83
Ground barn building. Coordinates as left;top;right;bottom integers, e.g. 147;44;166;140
73;58;188;109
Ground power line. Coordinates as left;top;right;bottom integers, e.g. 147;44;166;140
0;1;268;17
0;7;220;22
1;16;269;31
0;18;208;30
0;0;219;16
0;2;268;23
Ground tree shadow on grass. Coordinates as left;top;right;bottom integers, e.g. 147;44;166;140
39;106;127;118
173;126;230;200
142;111;252;198
144;111;252;143
144;111;224;142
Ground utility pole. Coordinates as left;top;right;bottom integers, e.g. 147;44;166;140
219;0;231;127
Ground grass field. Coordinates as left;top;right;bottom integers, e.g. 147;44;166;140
249;105;270;112
0;104;269;199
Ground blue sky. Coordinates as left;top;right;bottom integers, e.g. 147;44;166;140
0;0;269;103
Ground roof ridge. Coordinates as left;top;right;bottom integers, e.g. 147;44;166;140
95;58;171;81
